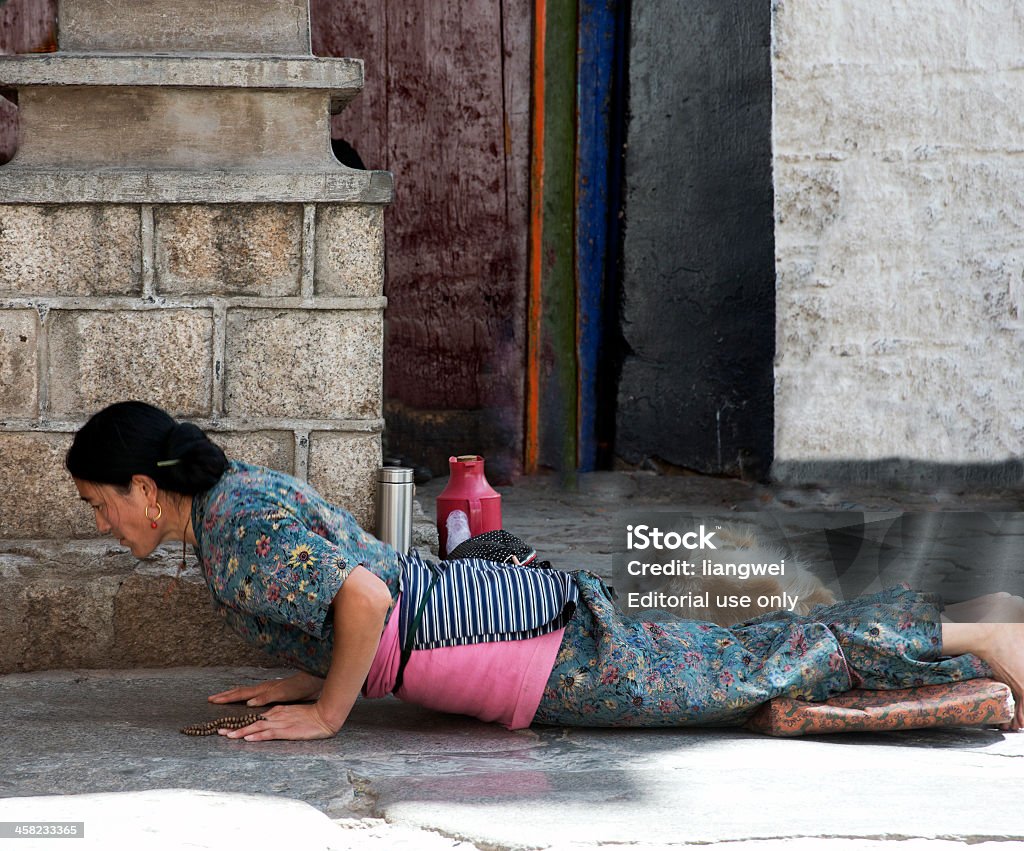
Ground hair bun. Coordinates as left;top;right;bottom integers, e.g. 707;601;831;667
157;422;228;494
162;421;204;461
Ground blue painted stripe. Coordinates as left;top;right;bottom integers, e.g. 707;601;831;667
576;0;617;471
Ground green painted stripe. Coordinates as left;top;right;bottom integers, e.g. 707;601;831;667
538;0;578;479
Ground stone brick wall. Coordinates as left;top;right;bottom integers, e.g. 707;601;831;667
772;1;1024;484
0;0;393;672
0;199;387;672
0;202;385;535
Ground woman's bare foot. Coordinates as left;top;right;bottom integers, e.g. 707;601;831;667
942;621;1024;731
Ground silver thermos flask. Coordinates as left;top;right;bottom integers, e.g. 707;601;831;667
376;467;414;553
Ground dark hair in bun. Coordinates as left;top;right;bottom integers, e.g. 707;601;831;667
66;401;228;495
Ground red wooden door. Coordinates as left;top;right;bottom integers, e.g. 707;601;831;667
312;0;531;482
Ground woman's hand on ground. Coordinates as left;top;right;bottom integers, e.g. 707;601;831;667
207;671;324;707
212;567;390;742
216;703;338;741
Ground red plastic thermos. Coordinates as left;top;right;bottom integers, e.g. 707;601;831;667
436;455;502;556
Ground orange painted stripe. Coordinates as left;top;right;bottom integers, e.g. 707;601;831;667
525;0;546;474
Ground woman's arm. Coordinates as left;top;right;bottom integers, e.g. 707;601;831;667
315;566;395;731
220;565;393;741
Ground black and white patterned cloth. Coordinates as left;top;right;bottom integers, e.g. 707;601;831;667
446;529;538;564
396;550;579;650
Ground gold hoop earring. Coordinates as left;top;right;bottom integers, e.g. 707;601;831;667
146;502;163;529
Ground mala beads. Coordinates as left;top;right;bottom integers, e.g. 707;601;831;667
180;713;266;736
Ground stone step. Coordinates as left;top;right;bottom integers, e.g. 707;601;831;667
0;514;434;673
0;167;394;203
0;55;362;95
0;540;268;673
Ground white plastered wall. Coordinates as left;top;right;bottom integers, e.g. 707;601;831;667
772;0;1024;473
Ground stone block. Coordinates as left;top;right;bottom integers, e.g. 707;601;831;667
224;309;382;419
771;72;843;157
1;56;361;91
0;97;15;165
47;309;214;419
771;0;839;75
0;205;141;296
0;579;30;673
911;73;1024;153
17;88;330;171
154;205;303;297
307;432;382;530
774;361;908;460
774;288;864;366
0;310;38;417
939;160;1024;237
775;1;983;75
962;1;1024;71
777;157;1024;353
113;574;271;668
777;267;1004;369
808;162;928;266
773;163;842;249
17;577;120;675
832;1;977;72
775;343;1024;463
775;67;1024;156
210;431;295;475
314;205;386;297
900;350;1024;460
0;432;86;539
59;0;312;54
0;541;271;671
900;251;1024;341
774;255;820;293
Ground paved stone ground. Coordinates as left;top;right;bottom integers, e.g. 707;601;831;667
3;471;1024;850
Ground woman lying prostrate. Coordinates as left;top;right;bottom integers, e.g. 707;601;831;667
65;401;1024;741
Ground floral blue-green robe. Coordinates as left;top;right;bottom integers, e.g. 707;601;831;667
191;461;994;727
534;574;993;727
191;460;401;675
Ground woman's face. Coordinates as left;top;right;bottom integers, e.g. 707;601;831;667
74;477;161;558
